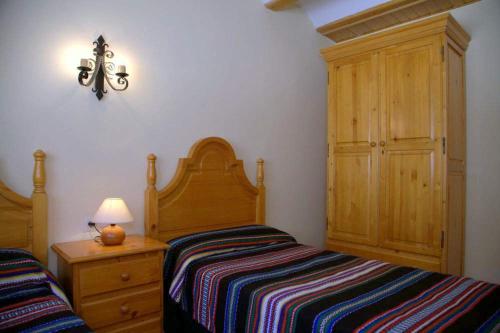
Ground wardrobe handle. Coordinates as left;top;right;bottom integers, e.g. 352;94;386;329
120;273;130;281
379;141;386;147
120;305;130;315
370;142;377;147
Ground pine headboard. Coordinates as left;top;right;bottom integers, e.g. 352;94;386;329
144;137;265;242
0;150;48;265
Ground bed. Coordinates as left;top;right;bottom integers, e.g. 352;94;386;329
0;150;91;332
144;137;499;333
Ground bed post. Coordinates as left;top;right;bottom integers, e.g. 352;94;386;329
32;150;47;266
256;158;266;225
145;154;159;239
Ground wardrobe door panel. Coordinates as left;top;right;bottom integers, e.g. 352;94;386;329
328;54;379;246
380;150;441;256
335;59;372;144
333;153;373;242
385;46;431;140
381;37;441;144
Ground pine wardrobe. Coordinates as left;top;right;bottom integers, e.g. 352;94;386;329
321;13;469;274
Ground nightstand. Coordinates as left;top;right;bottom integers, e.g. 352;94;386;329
52;235;168;332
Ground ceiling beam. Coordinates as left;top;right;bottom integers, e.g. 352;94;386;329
317;0;480;42
265;0;298;11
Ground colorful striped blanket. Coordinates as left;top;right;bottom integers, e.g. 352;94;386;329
0;249;91;333
164;225;500;333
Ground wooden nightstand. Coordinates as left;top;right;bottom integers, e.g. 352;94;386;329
52;235;168;332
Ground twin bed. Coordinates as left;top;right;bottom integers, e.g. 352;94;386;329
145;137;499;333
0;151;90;332
0;139;499;332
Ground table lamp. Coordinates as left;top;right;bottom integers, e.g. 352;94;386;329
92;198;133;246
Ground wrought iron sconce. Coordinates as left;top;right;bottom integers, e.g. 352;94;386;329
77;35;129;100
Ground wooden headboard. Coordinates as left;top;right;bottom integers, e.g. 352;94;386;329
144;137;265;241
0;150;48;265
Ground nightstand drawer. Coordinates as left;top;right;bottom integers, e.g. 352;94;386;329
79;254;160;297
81;285;161;329
97;312;162;333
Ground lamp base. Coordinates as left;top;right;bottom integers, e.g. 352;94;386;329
101;224;126;246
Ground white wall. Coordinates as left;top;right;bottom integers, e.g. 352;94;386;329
0;0;329;272
450;0;500;284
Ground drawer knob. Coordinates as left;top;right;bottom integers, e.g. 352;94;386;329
120;305;130;315
120;273;130;281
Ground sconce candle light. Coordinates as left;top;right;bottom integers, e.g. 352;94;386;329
77;35;129;100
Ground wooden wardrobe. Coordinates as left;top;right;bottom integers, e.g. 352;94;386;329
321;13;469;274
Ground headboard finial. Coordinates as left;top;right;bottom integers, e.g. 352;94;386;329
145;153;159;238
32;149;48;266
147;154;157;187
256;158;265;225
33;150;46;193
257;158;264;186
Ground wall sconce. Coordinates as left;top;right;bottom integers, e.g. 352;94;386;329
77;35;129;100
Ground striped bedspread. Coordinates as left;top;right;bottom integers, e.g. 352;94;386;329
0;249;91;333
164;225;500;333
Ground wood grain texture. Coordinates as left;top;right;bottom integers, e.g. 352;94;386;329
326;239;441;272
0;150;48;265
443;37;466;275
79;255;160;297
324;14;468;273
321;13;470;62
80;286;161;329
98;312;161;333
144;137;265;242
51;234;168;264
328;53;379;247
378;36;443;258
317;0;480;42
264;0;297;11
52;236;166;332
144;154;159;240
32;150;48;265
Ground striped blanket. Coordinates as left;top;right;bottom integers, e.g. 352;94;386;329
164;225;500;333
0;249;91;333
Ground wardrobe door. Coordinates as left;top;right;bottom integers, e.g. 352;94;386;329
327;53;379;246
379;37;443;257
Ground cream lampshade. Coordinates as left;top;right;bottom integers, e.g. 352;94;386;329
93;198;133;246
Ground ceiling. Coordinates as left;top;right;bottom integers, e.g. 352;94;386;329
261;0;390;28
298;0;389;27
